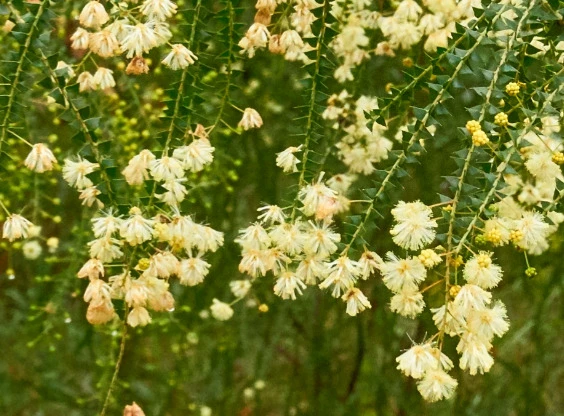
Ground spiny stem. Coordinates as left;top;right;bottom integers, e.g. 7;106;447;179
210;0;235;134
440;2;537;347
291;0;330;221
39;53;116;205
0;0;47;157
341;15;492;256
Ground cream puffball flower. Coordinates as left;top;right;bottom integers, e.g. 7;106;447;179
140;0;178;21
25;143;57;173
390;200;437;251
62;157;99;189
93;68;116;90
78;71;96;92
342;287;372;316
274;269;307;300
178;256;211;286
396;343;436;379
210;299;234;321
79;1;109;29
90;30;121;58
463;252;503;289
380;252;427;293
122;149;156;186
3;214;33;242
416;369;458;402
119;207;155;246
230;280;252;298
127;306;152;327
71;27;90;50
257;204;286;225
276;145;303;173
390;288;425;318
77;258;105;279
149;156;185;182
162;44;198;70
121;23;158;58
172;138;214;172
238;108;263;130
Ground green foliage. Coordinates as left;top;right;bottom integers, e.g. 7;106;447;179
1;1;564;415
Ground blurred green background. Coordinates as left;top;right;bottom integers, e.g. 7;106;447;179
0;1;563;415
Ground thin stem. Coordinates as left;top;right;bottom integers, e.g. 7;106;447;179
290;0;330;221
0;0;47;156
0;199;11;215
420;278;445;294
99;314;129;416
209;0;235;134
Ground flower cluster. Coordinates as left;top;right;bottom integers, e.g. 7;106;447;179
323;91;393;175
379;199;512;401
79;205;223;327
239;0;317;63
378;0;478;54
70;0;197;80
232;166;383;317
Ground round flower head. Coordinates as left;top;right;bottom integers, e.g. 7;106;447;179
119;207;155;245
25;143;57;173
417;369;458;402
274;269;306;300
390;288;425;318
90;30;121;58
172;138;214;172
162;44;198;70
390;201;437;251
62;157;99;189
276;145;303;173
230;280;252;298
146;251;179;279
295;255;328;285
78;258;105;279
380;252;427;293
210;299;234;321
319;255;361;298
453;284;492;316
178;256;210;286
122;149;156;186
121;23;158;58
456;332;494;375
3;214;34;242
87;299;116;324
269;222;306;256
463;252;503;289
78;71;96;92
71;27;90;50
396;343;437;379
149;156;185;182
303;221;340;258
238;108;263;130
140;0;178;21
91;210;123;238
22;240;42;260
127;306;152;327
298;175;339;221
93;68;115;90
257;204;286;225
512;211;550;254
236;223;271;251
79;1;109;28
88;237;124;263
342;287;372;316
466;301;510;342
